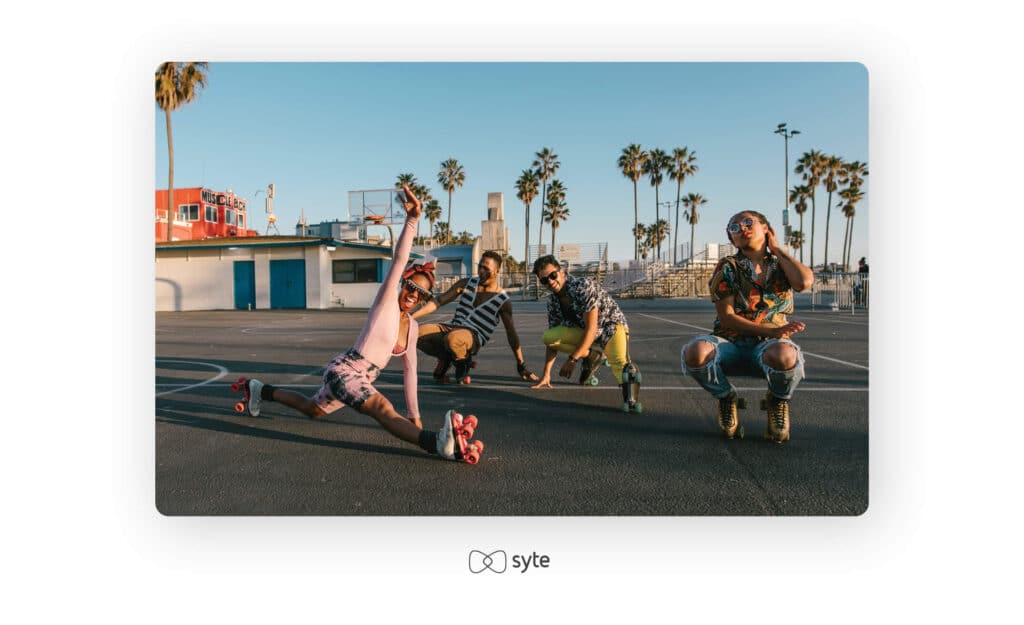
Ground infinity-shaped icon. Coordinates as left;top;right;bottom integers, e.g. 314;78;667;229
468;549;507;573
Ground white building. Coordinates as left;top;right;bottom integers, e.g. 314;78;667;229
155;236;423;312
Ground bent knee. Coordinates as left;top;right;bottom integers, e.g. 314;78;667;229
762;343;799;370
542;327;562;347
683;339;716;368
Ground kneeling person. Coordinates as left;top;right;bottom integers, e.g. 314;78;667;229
412;250;539;385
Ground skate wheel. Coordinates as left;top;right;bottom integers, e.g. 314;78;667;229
230;383;240;392
234;402;245;413
470;361;477;369
470;440;484;453
461;376;471;385
602;358;608;366
738;426;745;439
622;402;630;413
633;402;643;414
461;425;475;438
463;415;478;429
464;451;479;465
586;376;599;386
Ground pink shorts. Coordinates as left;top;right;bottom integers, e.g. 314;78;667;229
311;349;382;413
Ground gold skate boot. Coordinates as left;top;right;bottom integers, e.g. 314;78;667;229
761;392;791;442
717;393;746;439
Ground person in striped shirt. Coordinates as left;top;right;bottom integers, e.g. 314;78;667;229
412;250;539;385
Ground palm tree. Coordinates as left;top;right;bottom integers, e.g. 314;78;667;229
515;169;540;270
838;160;868;268
424;199;442;247
543;179;566;255
532;148;560;257
155;61;208;242
668;147;698;265
839;186;865;270
681;193;707;266
433;221;451;245
633;223;650;261
643;149;671;261
821;154;845;272
437;158;465;245
618;144;649;261
396;173;424;238
789;184;810;263
789;230;805;252
649;219;670;258
545;196;570;254
795;149;826;269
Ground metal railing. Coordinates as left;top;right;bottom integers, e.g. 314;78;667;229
811;272;869;311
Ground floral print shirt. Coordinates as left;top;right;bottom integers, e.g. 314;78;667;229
708;252;793;344
546;275;629;347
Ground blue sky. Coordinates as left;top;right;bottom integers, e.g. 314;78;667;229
155;62;868;266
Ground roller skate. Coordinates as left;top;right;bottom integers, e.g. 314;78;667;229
433;357;453;384
578;347;605;386
619;361;642;413
453;358;476;385
230;377;263;417
436;409;485;464
760;392;791;442
717;392;746;439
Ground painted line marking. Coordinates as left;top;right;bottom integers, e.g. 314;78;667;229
155;359;229;397
638;313;869;371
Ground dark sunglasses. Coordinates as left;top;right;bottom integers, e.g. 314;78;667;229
727;217;757;234
538;270;560;285
401;279;432;300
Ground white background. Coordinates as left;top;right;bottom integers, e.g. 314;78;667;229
1;1;1017;622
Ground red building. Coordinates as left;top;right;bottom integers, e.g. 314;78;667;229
155;187;260;241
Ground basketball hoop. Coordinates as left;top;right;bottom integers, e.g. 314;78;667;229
364;215;386;225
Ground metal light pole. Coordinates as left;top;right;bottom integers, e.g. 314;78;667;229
658;200;673;264
774;123;800;244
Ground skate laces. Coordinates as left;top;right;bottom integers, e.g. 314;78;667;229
769;397;789;430
718;397;737;428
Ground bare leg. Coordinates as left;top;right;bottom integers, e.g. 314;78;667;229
271;388;327;419
356;393;423;445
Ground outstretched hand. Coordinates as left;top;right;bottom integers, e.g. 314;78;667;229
531;376;552;390
400;183;422;220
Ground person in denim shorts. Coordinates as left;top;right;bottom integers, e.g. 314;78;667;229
681;210;814;442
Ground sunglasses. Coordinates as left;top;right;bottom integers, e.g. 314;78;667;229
538;270;560;285
727;217;758;234
401;279;432;300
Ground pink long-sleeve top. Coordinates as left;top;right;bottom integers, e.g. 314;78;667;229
352;215;421;421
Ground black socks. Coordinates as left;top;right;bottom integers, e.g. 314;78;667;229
260;384;277;401
418;430;438;454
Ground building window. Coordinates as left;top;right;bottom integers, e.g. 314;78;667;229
178;204;199;222
333;259;379;283
237;214;245;229
205;205;218;222
225;209;235;225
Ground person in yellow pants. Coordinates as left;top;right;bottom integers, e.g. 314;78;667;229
530;255;642;412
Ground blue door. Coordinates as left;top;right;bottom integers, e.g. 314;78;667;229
233;261;255;309
269;259;307;309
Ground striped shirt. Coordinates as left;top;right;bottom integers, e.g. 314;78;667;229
451;276;509;347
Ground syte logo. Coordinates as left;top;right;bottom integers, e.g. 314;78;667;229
468;550;551;574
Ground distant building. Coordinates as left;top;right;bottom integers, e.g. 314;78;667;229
480;192;509;255
155;187;259;241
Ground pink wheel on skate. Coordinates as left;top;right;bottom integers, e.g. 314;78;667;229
234;401;245;413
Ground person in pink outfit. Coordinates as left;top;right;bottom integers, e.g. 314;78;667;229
238;184;477;462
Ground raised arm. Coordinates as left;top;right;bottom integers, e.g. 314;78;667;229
767;227;814;292
372;184;422;308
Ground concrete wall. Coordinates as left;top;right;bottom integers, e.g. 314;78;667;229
156;244;391;312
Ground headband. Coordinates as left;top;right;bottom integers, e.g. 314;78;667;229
402;261;436;290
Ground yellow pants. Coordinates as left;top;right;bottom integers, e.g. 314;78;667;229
542;324;629;383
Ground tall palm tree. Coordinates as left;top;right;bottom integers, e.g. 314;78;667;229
543;179;566;255
643;148;671;261
515;169;540;270
424;199;442;247
155;61;208;242
618;144;649;261
821;154;845;271
681;193;707;265
839;186;865;269
789;184;810;263
395;173;425;238
546;196;570;254
668;147;698;265
795;149;826;269
838;160;868;268
532;148;560;256
437;158;465;245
